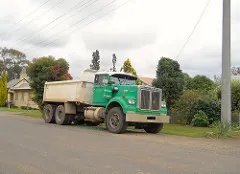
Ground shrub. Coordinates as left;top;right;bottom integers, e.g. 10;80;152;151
210;121;231;138
170;90;221;124
191;110;209;127
170;90;208;124
191;98;221;124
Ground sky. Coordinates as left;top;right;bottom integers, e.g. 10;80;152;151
0;0;239;80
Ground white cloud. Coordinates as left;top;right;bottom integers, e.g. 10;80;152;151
0;0;239;80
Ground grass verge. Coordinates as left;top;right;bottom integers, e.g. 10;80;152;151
0;107;42;118
0;107;239;138
162;124;240;138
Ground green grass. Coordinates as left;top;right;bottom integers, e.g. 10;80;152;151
162;123;240;138
0;107;239;138
161;124;216;138
0;107;42;118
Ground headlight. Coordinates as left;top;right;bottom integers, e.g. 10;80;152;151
128;99;135;105
161;104;166;108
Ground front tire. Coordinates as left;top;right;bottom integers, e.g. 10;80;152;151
144;123;163;134
106;107;127;134
43;104;56;123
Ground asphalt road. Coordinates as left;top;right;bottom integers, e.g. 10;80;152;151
0;111;240;174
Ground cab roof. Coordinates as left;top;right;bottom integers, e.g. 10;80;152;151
95;71;136;78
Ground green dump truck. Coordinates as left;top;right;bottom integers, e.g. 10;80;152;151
42;69;169;134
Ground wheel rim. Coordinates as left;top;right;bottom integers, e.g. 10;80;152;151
46;109;50;120
44;106;51;120
109;112;120;128
57;110;64;121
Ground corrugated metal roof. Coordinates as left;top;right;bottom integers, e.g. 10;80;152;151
139;77;154;86
11;82;31;90
7;79;20;88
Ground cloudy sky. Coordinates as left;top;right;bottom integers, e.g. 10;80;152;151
0;0;239;79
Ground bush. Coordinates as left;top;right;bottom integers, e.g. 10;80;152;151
170;90;221;124
170;90;209;124
11;105;18;109
191;110;209;127
191;98;221;124
210;121;231;138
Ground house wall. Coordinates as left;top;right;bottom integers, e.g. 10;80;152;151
13;90;38;109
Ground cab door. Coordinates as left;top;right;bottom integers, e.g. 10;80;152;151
92;74;112;106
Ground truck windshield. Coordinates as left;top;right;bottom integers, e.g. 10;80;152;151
110;74;137;85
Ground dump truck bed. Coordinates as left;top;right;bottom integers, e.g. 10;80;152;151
43;80;94;105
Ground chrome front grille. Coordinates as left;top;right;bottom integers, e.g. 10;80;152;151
151;91;160;110
138;87;162;111
140;90;150;109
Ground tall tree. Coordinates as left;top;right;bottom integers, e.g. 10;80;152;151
183;73;191;91
27;56;72;110
152;57;184;108
186;75;214;92
120;58;141;85
120;58;137;76
90;50;100;70
0;71;7;106
0;47;29;81
112;53;117;72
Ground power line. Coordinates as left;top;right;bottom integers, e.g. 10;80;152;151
13;0;99;46
1;0;66;41
24;0;131;53
40;0;132;48
175;0;211;59
0;0;52;37
29;0;117;48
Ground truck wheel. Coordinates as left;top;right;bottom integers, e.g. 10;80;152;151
144;123;163;134
106;107;127;134
43;104;56;123
55;105;68;125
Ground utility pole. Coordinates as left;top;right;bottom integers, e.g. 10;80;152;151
221;0;231;127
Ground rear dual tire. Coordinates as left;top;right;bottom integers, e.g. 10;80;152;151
43;104;56;123
55;105;73;125
43;104;73;125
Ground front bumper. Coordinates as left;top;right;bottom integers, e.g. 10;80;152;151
126;112;170;123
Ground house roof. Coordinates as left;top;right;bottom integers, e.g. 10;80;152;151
139;77;154;86
11;82;31;90
7;79;20;89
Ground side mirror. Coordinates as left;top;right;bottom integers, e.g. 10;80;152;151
112;86;119;92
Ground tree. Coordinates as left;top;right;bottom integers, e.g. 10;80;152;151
120;58;141;85
183;73;191;91
186;75;214;92
0;71;7;106
90;50;100;70
0;47;29;81
152;57;184;109
120;58;137;76
231;79;240;112
27;56;72;110
112;53;117;72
